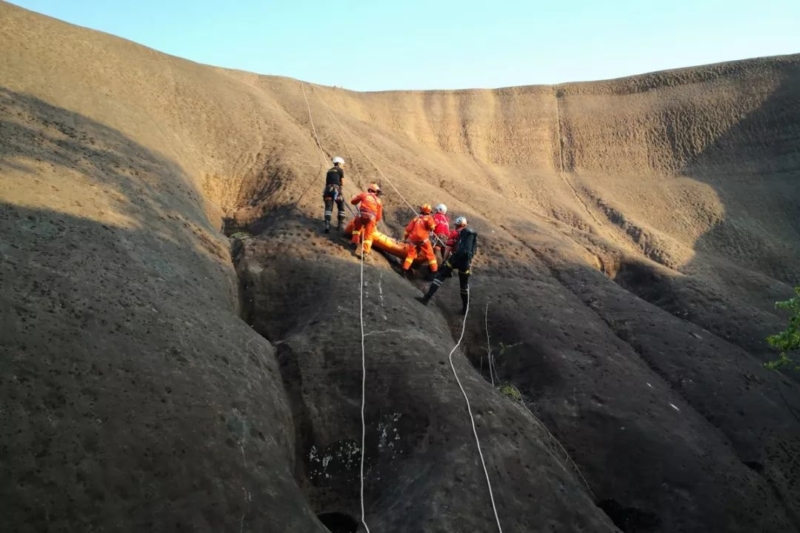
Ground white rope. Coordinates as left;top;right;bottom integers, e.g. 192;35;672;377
485;303;495;387
301;82;329;166
358;239;371;533
313;87;365;191
304;80;370;528
311;86;402;236
448;289;503;532
312;85;612;246
301;82;359;218
307;81;372;529
311;82;503;528
312;86;419;217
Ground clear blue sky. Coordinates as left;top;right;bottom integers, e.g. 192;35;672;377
9;0;800;91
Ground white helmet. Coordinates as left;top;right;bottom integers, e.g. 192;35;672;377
436;203;447;214
455;216;467;227
332;156;345;165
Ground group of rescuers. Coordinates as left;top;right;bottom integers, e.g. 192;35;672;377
323;156;477;314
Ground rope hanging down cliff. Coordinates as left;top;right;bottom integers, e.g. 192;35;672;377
357;238;371;533
301;81;371;531
311;85;447;249
300;82;358;219
303;82;503;532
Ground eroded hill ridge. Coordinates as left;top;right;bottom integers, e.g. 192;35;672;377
1;2;800;532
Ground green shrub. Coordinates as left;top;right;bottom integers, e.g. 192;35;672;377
499;383;522;402
766;287;800;370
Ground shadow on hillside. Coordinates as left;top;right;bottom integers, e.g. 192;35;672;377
681;61;800;285
0;87;219;248
3;76;799;532
603;66;800;365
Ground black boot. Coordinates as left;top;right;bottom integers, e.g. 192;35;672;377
324;221;331;234
460;291;468;314
337;218;345;231
416;282;439;306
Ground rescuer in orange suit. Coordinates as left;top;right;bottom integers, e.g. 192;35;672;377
350;183;383;257
401;204;438;277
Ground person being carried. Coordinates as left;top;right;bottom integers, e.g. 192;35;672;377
432;203;450;263
322;156;347;233
350;183;383;257
416;216;477;314
401;204;438;278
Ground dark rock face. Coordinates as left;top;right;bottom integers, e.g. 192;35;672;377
2;3;800;531
233;220;618;532
0;95;326;532
460;249;800;532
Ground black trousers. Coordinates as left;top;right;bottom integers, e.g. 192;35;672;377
323;186;346;226
425;256;471;307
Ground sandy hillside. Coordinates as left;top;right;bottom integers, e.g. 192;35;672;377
1;2;800;532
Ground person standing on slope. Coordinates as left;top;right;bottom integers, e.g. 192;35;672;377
416;216;477;314
401;204;438;278
432;203;450;263
322;156;347;233
350;183;383;257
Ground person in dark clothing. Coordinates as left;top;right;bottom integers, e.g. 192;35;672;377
323;156;346;233
416;216;478;314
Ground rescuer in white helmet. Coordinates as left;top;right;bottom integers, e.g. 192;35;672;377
432;203;450;263
417;216;477;314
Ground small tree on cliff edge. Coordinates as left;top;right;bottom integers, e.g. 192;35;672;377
766;287;800;370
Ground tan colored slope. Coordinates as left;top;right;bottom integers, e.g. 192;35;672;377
2;2;800;531
4;1;798;282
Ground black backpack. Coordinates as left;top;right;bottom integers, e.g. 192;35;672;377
455;227;478;258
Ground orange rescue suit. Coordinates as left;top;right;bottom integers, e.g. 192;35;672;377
402;214;438;272
350;191;383;254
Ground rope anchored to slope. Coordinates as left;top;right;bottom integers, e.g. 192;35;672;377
303;81;503;531
300;81;358;218
358;239;371;533
448;289;503;532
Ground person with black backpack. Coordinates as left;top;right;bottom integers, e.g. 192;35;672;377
322;156;347;233
415;216;478;314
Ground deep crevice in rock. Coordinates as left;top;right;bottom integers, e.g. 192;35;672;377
597;499;660;532
317;512;360;533
225;230;335;523
743;460;765;473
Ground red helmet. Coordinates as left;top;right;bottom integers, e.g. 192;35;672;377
420;203;432;215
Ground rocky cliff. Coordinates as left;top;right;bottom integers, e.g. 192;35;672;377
2;2;799;531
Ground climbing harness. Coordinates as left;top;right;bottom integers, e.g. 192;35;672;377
311;85;420;217
300;82;358;219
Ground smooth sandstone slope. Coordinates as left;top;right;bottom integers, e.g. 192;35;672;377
2;2;800;532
